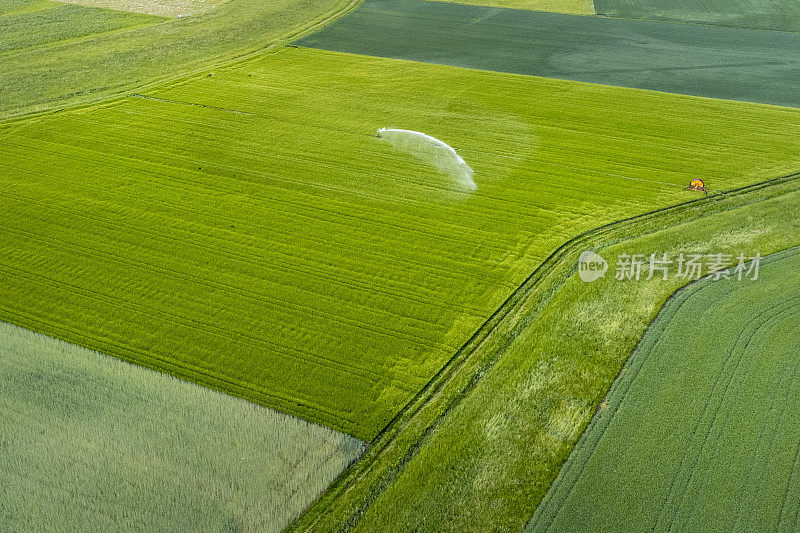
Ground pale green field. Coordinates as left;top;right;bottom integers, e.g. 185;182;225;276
58;0;226;17
429;0;594;14
0;0;350;117
0;0;164;54
0;322;364;530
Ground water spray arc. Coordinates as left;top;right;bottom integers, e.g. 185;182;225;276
377;128;476;191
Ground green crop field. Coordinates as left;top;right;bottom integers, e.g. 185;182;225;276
427;0;594;14
0;0;164;54
295;171;800;531
595;0;800;32
0;0;351;118
4;47;800;441
297;0;800;108
0;321;364;531
529;246;800;532
5;0;800;526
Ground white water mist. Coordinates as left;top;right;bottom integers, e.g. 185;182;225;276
377;128;476;191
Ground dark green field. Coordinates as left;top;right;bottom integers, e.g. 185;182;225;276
595;0;800;32
296;0;800;108
529;247;800;532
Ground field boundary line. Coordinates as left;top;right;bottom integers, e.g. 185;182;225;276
531;273;726;531
291;170;800;531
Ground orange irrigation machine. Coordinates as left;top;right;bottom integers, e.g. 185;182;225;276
688;178;707;193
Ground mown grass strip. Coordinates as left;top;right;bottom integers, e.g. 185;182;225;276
426;0;594;15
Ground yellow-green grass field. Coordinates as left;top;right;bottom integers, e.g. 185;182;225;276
0;321;364;530
0;0;164;54
3;48;800;441
0;0;350;118
427;0;594;14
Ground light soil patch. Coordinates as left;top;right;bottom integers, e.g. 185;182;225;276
0;322;365;531
57;0;227;17
429;0;594;14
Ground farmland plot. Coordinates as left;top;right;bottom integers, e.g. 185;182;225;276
0;0;350;118
297;168;800;531
3;48;800;440
595;0;800;32
0;0;164;54
0;322;364;531
427;0;594;14
57;0;226;17
297;0;800;108
529;247;800;532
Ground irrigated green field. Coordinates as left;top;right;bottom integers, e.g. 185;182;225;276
4;48;800;441
295;172;800;531
529;246;800;532
297;0;800;108
595;0;800;32
0;322;364;531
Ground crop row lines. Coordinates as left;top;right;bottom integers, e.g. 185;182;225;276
0;185;473;341
1;152;510;303
658;296;800;530
0;257;409;404
6;131;518;259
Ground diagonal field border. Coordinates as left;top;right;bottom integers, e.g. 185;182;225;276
528;247;800;531
291;170;800;531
